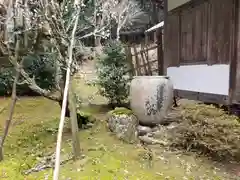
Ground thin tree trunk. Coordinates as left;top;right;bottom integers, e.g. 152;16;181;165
53;10;80;180
95;14;101;46
116;28;120;41
0;69;19;161
0;39;21;161
94;1;102;57
68;83;81;160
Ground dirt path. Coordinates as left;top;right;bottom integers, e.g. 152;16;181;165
75;60;97;82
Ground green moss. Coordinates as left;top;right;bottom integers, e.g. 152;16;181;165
0;98;60;180
0;85;236;180
108;107;133;116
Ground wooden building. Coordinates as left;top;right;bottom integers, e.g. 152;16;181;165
160;0;240;106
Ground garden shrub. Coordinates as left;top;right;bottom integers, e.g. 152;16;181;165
96;40;130;105
0;54;56;96
0;67;14;96
165;103;240;161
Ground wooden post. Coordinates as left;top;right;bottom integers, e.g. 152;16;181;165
154;30;157;43
145;32;149;44
163;0;168;75
125;45;135;77
140;43;149;75
143;44;152;76
133;45;141;75
157;29;164;75
228;0;239;111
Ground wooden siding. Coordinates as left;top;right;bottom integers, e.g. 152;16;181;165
165;0;240;105
180;2;208;64
164;12;180;67
207;0;235;65
165;0;235;66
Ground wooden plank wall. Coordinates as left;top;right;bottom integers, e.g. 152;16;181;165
164;0;235;66
164;12;180;68
208;0;235;65
180;2;208;64
164;0;240;104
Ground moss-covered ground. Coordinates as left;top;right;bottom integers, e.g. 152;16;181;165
0;80;238;179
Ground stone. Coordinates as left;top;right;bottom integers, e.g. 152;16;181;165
107;107;139;143
137;125;152;136
138;135;168;146
130;76;174;126
151;126;161;132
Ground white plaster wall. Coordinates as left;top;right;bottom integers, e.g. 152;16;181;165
168;0;190;11
167;65;230;95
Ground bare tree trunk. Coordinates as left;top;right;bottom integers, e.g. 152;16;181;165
116;27;120;41
68;83;81;160
0;39;21;161
0;69;19;161
53;10;80;180
95;14;102;46
93;1;102;57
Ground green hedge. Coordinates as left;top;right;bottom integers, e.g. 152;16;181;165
0;55;56;96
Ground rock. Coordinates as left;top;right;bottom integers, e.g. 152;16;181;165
139;135;168;146
130;76;174;126
82;123;94;129
107;107;139;143
137;125;152;136
151;126;160;132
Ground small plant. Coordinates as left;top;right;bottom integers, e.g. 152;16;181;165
97;40;130;105
0;67;14;96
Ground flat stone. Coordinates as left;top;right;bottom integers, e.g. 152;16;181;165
137;125;152;136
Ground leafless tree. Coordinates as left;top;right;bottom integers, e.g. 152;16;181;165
0;0;109;162
88;0;146;47
101;0;146;41
53;4;81;178
0;0;145;174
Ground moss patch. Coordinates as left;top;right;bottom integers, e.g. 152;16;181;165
108;107;133;116
0;95;238;179
0;97;60;179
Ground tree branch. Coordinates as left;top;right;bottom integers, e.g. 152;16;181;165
18;68;62;101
